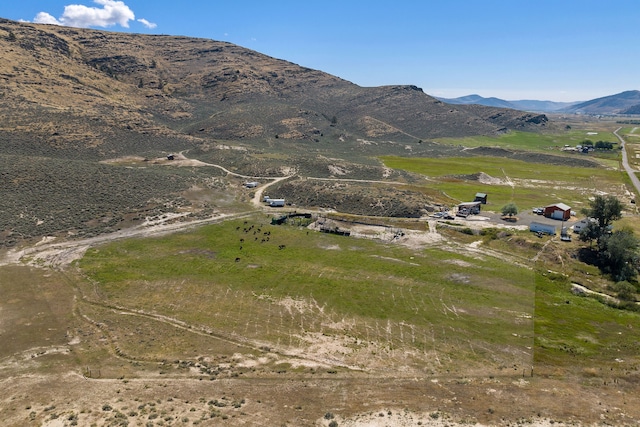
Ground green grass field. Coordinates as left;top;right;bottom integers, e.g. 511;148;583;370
534;271;640;378
434;130;620;151
380;155;624;209
72;214;640;381
77;216;536;375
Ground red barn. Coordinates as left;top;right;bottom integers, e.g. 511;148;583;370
543;203;571;220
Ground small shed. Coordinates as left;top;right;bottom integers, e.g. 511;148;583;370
530;222;556;235
244;182;259;188
474;192;488;204
543;203;571;220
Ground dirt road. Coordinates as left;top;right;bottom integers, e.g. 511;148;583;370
615;127;640;196
0;211;252;269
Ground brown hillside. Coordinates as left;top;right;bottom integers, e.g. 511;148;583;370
0;18;559;245
0;18;550;154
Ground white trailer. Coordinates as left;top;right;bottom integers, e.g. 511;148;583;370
572;218;593;233
268;199;285;207
530;222;556;235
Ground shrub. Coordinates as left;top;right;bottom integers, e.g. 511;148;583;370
609;281;637;301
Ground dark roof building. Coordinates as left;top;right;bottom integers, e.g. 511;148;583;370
474;192;488;204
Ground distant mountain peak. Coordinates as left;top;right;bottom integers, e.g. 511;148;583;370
437;91;640;115
564;90;640;114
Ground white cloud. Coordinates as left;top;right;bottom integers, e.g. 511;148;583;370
33;12;63;26
137;18;157;29
33;0;138;29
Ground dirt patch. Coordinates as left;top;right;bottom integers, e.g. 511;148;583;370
448;273;471;284
477;171;506;185
177;248;216;258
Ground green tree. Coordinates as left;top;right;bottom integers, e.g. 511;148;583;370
595;141;613;150
598;228;639;282
501;203;518;217
582;194;623;240
579;221;601;247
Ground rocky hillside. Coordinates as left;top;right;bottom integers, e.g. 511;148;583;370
0;18;550;158
0;18;557;246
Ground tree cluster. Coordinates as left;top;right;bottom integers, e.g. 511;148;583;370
579;195;639;284
581;139;615;150
594;141;614;150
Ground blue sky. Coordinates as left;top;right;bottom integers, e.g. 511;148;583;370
2;0;639;102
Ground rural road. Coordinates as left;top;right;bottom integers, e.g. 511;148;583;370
614;127;640;196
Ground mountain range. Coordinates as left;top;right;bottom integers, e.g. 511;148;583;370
437;90;640;114
0;17;552;162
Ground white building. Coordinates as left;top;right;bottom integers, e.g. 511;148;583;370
572;218;594;234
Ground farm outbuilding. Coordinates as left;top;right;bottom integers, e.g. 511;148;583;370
456;201;481;217
543;203;571;220
530;222;556;235
474;192;488;204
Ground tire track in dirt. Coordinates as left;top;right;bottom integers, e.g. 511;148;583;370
0;212;254;269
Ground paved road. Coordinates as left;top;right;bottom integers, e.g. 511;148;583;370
614;127;640;197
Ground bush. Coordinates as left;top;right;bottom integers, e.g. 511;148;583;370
609;281;637;301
